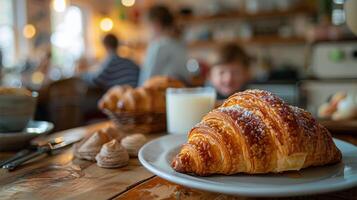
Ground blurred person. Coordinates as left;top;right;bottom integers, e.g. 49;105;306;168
139;5;190;85
37;50;52;76
81;33;139;90
209;43;251;100
75;56;90;75
20;46;53;89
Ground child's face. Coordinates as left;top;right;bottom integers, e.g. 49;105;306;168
210;62;250;97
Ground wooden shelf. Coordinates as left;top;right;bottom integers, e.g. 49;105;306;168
178;6;316;24
187;36;307;48
123;36;307;51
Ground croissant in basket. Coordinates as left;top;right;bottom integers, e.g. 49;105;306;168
172;89;342;176
142;76;185;90
117;87;166;113
99;76;185;113
98;85;133;111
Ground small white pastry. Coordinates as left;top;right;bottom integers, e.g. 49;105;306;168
121;133;146;157
96;139;129;168
318;103;333;118
332;95;357;120
330;91;347;106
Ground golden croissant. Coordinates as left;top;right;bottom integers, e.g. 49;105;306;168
172;89;342;176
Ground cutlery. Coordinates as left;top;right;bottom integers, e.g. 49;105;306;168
0;149;32;168
0;137;65;168
2;137;80;171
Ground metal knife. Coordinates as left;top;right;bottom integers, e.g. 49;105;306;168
2;137;80;171
0;136;66;168
0;149;32;168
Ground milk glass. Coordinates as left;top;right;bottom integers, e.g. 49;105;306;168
166;87;216;135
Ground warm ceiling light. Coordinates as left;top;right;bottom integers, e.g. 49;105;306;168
121;0;135;7
100;17;114;32
23;24;36;39
53;0;67;12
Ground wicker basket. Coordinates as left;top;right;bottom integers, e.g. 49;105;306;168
103;109;166;134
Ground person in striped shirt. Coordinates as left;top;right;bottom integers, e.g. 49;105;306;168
81;34;139;90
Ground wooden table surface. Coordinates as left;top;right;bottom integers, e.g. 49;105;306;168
0;121;356;200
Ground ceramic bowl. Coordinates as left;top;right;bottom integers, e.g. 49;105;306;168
0;121;54;151
0;88;38;132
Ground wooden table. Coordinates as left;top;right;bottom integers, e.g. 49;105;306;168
0;121;356;200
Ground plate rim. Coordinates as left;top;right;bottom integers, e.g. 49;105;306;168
0;120;54;136
138;134;357;197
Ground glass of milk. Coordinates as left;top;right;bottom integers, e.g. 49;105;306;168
166;87;216;134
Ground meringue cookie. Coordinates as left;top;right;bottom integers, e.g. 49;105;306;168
96;139;129;168
74;130;111;161
104;126;125;141
121;133;146;157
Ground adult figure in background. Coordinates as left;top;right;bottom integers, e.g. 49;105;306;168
139;5;190;85
81;33;139;90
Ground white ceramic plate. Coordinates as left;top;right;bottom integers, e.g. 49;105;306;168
139;134;357;197
0;121;54;151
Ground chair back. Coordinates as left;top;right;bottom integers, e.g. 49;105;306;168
48;78;87;131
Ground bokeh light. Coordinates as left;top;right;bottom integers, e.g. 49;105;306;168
31;72;45;85
23;24;36;39
121;0;135;7
100;17;114;32
53;0;67;12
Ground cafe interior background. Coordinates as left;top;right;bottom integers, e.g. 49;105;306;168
0;0;357;131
